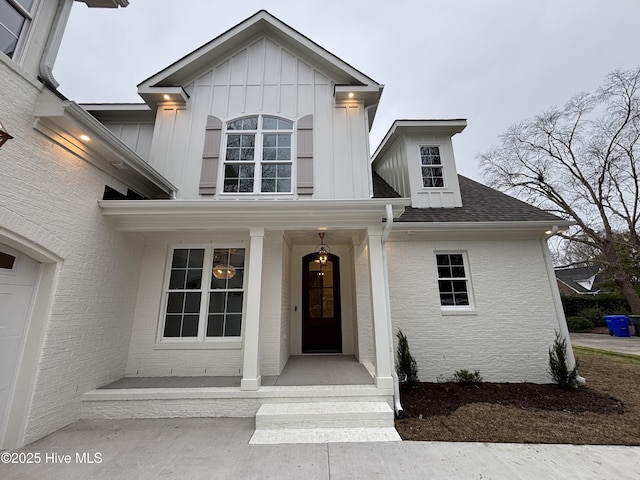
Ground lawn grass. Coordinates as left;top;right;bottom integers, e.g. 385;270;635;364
573;345;640;364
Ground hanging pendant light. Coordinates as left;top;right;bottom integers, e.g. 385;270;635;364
212;263;236;280
316;232;330;266
212;249;237;280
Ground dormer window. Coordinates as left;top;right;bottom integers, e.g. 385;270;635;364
1;0;35;59
223;115;293;194
419;145;444;188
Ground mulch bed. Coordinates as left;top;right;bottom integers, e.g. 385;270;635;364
400;382;624;417
395;352;640;444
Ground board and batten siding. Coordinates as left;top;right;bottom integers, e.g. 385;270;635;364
146;36;372;200
374;133;463;207
104;122;154;160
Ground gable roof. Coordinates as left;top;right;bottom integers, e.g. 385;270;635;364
374;173;569;225
137;10;383;109
555;266;604;294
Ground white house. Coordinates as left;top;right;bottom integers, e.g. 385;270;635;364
0;5;574;449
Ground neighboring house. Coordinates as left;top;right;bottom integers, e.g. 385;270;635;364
555;266;604;296
1;6;574;449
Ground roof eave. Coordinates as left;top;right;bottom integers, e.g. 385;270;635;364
391;220;574;234
98;198;410;232
34;90;177;199
372;119;467;166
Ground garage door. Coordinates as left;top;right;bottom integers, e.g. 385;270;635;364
0;244;38;440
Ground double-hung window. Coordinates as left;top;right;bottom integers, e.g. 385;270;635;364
436;253;472;308
419;145;444;188
1;0;35;59
161;246;245;341
223;115;293;194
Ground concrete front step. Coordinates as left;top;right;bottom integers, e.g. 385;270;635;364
250;401;401;444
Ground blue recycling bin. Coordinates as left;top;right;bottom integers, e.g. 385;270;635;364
604;315;631;337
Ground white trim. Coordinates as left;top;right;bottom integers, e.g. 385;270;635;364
417;144;446;190
434;250;476;312
98;198;410;232
0;229;61;450
157;244;247;345
219;114;295;196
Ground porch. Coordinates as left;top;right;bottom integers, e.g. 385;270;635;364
81;355;398;443
99;355;375;389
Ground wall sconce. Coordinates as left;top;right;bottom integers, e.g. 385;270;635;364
0;119;14;148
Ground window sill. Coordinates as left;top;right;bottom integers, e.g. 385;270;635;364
440;308;477;316
155;340;242;350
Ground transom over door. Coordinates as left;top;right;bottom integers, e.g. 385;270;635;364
302;252;342;353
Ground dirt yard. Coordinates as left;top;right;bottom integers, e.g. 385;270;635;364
395;350;640;445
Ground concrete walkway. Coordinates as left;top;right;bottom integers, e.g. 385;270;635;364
570;333;640;356
1;418;638;479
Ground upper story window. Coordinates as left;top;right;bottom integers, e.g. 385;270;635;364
0;0;35;59
223;115;293;194
419;145;444;188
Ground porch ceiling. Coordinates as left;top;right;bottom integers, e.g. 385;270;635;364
98;198;409;232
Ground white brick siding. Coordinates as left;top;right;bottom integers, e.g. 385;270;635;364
1;60;145;444
386;234;561;383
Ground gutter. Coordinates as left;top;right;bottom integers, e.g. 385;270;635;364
382;203;403;416
39;0;74;90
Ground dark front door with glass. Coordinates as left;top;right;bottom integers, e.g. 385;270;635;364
302;252;342;353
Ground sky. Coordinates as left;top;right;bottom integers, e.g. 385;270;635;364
54;0;640;182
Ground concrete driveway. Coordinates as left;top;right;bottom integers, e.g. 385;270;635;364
1;418;638;479
570;333;640;356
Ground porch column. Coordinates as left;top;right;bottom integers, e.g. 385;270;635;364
241;227;265;391
367;226;393;389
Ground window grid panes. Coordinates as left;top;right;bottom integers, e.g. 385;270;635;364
162;247;246;340
420;145;444;188
223;115;293;194
436;253;470;307
207;248;245;337
0;0;28;58
164;249;204;337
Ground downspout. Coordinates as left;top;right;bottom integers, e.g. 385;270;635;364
39;0;74;90
541;228;586;384
382;203;403;415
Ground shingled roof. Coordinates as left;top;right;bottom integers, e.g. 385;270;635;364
373;173;565;223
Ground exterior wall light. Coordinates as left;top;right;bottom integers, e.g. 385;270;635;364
0;119;14;148
315;232;330;266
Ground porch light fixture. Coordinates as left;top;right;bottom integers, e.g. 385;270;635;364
315;232;330;266
0;119;14;149
213;263;236;280
212;249;237;280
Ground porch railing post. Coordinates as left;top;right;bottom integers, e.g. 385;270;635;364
367;227;393;389
241;227;265;390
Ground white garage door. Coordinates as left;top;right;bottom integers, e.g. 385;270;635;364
0;244;38;440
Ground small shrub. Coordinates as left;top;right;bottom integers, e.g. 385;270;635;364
395;329;419;388
548;331;579;389
576;306;607;328
566;316;593;332
452;369;483;384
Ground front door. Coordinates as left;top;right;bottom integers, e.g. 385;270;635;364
302;252;342;353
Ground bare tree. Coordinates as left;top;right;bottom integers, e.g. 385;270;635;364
478;67;640;313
